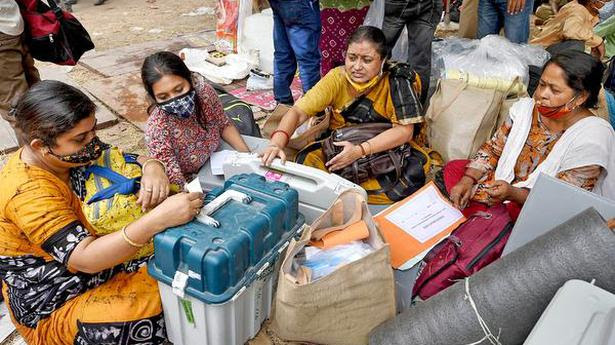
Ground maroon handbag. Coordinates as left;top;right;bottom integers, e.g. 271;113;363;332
17;0;95;65
412;204;513;300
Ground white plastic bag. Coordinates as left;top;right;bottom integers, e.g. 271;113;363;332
444;35;529;85
240;9;275;74
246;70;273;90
236;0;253;50
179;48;257;85
434;35;551;88
295;241;375;281
362;0;383;27
431;37;479;81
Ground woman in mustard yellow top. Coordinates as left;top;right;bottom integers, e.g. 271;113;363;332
0;80;203;344
261;26;426;204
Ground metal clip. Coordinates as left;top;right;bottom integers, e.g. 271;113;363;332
256;262;270;277
231;286;246;302
277;241;290;254
449;236;462;247
172;271;189;298
297;224;308;235
49;34;54;43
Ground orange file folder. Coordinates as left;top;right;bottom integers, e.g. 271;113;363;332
374;182;466;268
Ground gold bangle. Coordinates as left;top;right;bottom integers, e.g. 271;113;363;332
358;143;367;158
365;141;373;155
121;226;147;248
142;158;166;175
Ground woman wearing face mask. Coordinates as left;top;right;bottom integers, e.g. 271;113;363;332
261;26;425;204
142;51;250;186
0;80;203;344
446;50;615;220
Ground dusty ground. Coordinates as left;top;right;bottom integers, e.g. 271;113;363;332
65;0;219;154
69;0;216;51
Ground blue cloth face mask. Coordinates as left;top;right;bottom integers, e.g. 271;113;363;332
158;89;197;119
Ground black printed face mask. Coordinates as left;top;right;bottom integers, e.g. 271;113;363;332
49;136;110;164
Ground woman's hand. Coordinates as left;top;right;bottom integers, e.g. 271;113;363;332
484;180;513;206
137;160;170;211
449;176;474;209
325;141;362;172
67;191;204;274
148;192;204;230
261;144;287;166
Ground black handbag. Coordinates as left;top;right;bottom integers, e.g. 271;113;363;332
322;123;428;200
17;0;95;65
322;123;402;187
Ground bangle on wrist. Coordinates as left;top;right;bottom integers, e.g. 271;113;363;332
271;129;290;146
463;174;478;185
121;226;147;248
365;141;373;155
358;143;367;158
142;158;166;175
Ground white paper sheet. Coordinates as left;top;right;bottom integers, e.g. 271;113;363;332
385;184;464;244
185;177;215;225
210;150;236;176
185;177;203;194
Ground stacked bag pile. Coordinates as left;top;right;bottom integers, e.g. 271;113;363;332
426;35;550;162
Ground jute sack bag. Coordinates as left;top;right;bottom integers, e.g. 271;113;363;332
425;78;521;162
272;190;396;345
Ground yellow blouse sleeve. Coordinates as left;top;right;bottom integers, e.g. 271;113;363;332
5;178;90;265
295;69;342;117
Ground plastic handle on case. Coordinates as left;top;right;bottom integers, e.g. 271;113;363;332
267;158;365;197
195;190;252;227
